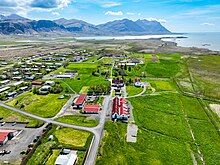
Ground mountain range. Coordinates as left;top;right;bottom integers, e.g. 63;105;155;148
0;14;171;36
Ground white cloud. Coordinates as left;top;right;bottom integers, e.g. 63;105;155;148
201;22;215;26
105;11;123;16
148;17;167;23
126;12;135;15
0;0;71;16
102;2;121;8
52;11;60;16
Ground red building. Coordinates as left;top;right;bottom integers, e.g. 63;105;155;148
83;104;100;114
112;97;129;121
73;94;87;109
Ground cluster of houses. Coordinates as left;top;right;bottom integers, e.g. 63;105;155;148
37;50;93;63
0;59;65;99
112;97;129;122
0;80;30;99
118;58;142;66
72;94;101;114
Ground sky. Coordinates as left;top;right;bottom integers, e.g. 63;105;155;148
0;0;220;32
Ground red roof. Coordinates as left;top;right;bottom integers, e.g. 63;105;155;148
112;97;127;115
75;94;87;105
83;104;100;113
0;132;9;142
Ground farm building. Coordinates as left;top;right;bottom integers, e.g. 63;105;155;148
73;94;87;109
83;104;100;114
112;97;129;122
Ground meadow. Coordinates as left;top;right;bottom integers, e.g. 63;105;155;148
97;93;220;165
0;106;42;127
56;115;98;127
7;92;69;118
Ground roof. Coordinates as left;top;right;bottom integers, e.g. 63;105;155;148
0;132;9;142
75;94;87;105
83;104;100;113
55;152;77;165
13;81;24;86
32;81;43;85
0;86;10;93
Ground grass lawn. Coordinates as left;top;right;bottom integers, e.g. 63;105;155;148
80;86;89;94
126;86;143;96
46;149;60;165
54;127;91;148
148;80;176;91
145;59;181;78
0;106;42;127
7;92;69;118
56;115;98;127
67;63;98;70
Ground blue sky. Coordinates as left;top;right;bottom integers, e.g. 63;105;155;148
0;0;220;32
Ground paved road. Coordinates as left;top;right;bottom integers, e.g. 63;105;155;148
0;96;111;165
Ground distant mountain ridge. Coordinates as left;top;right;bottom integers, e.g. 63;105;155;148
0;14;171;35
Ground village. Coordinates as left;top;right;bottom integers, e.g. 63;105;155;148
0;48;149;165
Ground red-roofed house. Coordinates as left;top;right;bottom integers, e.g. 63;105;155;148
0;132;9;146
73;94;87;109
112;97;129;122
83;104;100;114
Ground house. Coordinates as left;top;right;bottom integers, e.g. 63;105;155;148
83;104;100;114
20;86;29;91
32;81;43;86
13;81;24;87
55;150;77;165
134;78;144;87
0;132;9;146
45;81;55;86
73;94;87;109
0;86;10;93
54;74;73;79
12;76;22;81
40;85;51;91
112;97;129;122
0;130;16;146
112;79;124;88
7;91;17;98
0;80;10;85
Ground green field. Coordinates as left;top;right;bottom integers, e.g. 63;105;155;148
126;86;143;96
56;115;98;127
0;106;42;127
54;127;91;148
148;80;176;91
7;92;69;118
97;93;220;165
60;63;110;93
